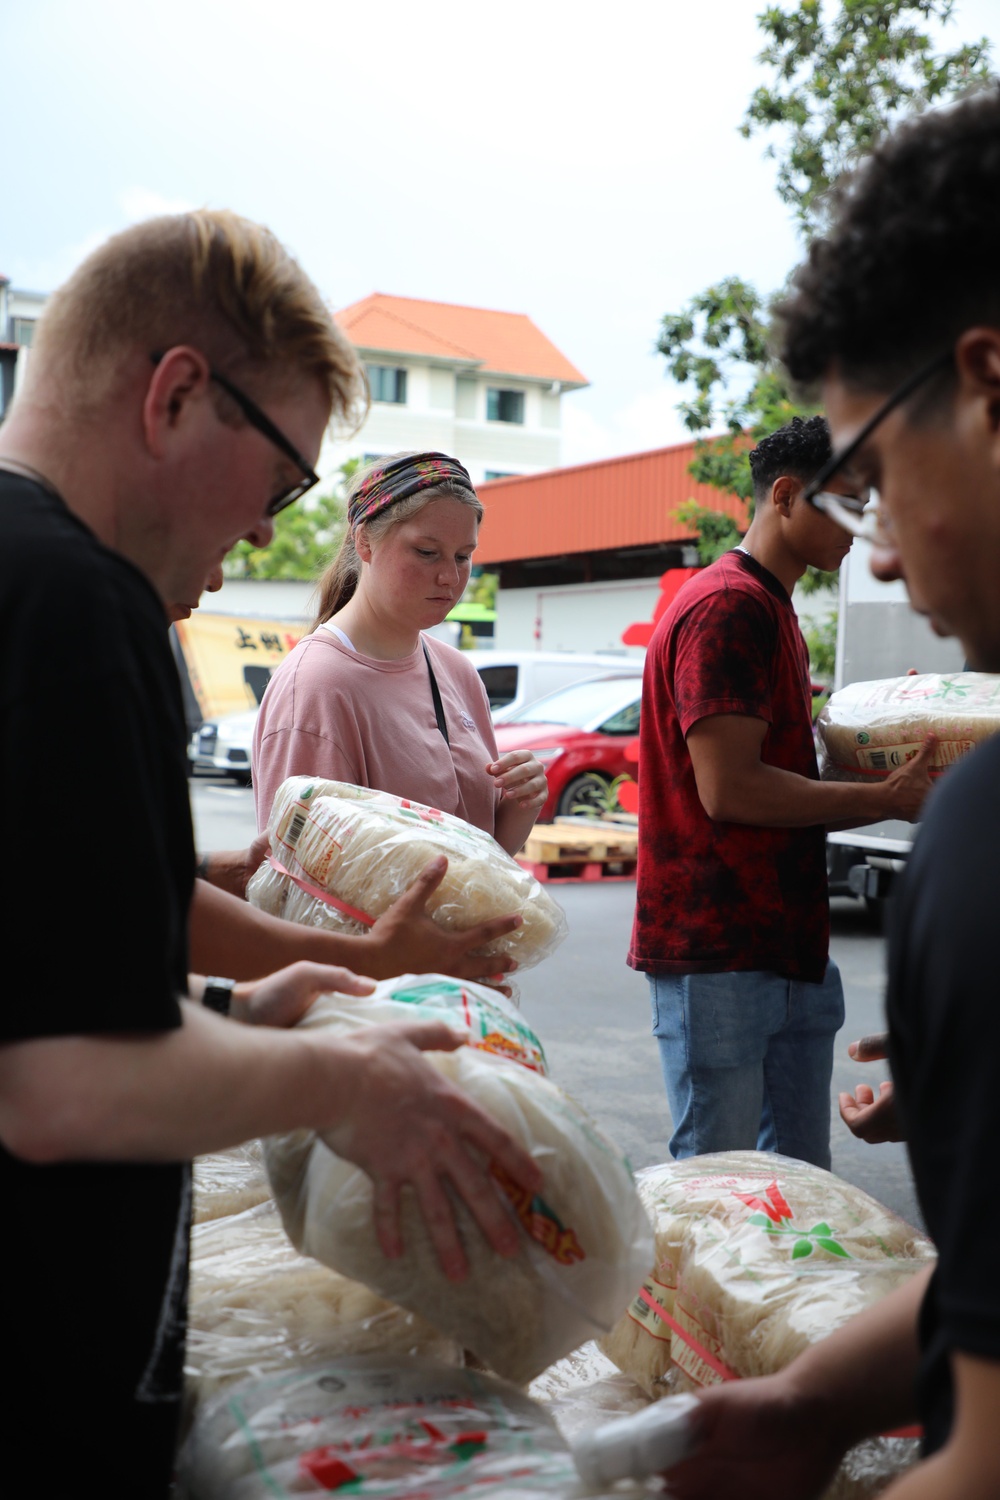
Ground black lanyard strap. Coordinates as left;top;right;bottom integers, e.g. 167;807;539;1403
422;642;450;746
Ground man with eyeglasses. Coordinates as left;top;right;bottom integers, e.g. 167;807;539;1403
663;88;1000;1500
0;210;541;1493
629;414;933;1171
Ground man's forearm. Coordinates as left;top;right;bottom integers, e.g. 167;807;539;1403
196;847;254;899
0;1001;341;1163
190;878;379;979
701;761;907;829
783;1265;932;1447
686;715;932;829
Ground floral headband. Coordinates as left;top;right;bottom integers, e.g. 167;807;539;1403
347;452;476;530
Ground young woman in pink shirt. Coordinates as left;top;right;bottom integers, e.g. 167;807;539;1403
252;452;547;855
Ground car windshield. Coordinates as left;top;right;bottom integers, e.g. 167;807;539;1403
503;676;642;732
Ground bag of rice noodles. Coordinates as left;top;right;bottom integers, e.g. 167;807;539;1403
600;1152;934;1397
193;1142;270;1224
247;776;567;971
264;976;653;1386
186;1199;459;1414
817;671;1000;783
176;1355;583;1500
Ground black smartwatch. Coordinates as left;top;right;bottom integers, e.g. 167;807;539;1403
202;976;235;1016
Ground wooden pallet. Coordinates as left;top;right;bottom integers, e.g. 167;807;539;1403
516;822;639;883
516;857;637;884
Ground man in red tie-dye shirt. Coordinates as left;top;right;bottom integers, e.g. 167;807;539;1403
629;416;932;1167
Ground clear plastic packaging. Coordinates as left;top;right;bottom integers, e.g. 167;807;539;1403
193;1141;270;1224
247;776;568;971
816;671;1000;783
294;972;548;1074
571;1393;700;1488
265;980;654;1387
601;1152;935;1396
822;1436;922;1499
529;1341;631;1409
176;1354;583;1499
186;1200;460;1415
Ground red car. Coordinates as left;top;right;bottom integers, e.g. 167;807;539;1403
492;673;642;823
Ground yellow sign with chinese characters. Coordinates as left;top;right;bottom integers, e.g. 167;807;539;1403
173;612;305;720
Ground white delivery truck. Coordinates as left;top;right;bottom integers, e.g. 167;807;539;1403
824;540;964;911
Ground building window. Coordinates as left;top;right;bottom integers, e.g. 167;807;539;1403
12;318;35;347
366;364;407;404
486;388;524;424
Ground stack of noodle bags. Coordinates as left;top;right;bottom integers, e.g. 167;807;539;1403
176;1354;586;1500
192;1141;270;1224
247;776;567;971
186;1149;459;1420
601;1151;936;1499
184;1137;653;1498
263;974;655;1387
817;671;1000;783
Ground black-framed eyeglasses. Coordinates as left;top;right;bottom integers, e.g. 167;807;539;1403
150;352;320;516
803;349;953;544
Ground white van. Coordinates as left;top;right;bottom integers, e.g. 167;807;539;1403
464;650;643;723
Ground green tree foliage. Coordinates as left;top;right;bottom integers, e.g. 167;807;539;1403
674;501;747;567
466;568;499;611
660;1;993;576
224;459;358;581
804;606;839;684
743;0;992;232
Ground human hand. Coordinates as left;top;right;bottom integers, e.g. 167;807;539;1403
840;1033;902;1143
242;831;272;894
848;1032;890;1063
882;733;936;821
839;1081;902;1144
319;1019;543;1281
197;833;272;900
366;856;520;983
231;961;375;1028
486;751;548;811
666;1375;845;1500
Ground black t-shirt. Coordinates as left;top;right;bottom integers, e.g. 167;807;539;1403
887;733;1000;1455
0;472;195;1491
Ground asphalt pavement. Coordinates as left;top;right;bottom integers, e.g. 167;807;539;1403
190;776;921;1229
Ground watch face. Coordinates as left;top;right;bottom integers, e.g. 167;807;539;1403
203;978;234;1016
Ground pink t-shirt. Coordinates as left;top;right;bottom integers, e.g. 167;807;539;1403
252;630;502;833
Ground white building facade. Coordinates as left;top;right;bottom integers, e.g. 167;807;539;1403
326;293;588;486
0;278;47;419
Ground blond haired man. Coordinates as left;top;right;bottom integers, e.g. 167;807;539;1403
0;212;540;1493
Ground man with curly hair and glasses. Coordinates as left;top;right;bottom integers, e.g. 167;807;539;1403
663;86;1000;1500
629;410;932;1171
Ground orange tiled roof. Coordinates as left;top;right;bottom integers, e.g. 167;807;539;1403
474;440;749;564
336;293;588;388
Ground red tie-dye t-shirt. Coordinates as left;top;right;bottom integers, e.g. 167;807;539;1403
628;550;829;982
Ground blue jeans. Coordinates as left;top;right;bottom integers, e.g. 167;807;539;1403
648;961;845;1169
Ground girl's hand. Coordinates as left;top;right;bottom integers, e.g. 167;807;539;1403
486;751;548;811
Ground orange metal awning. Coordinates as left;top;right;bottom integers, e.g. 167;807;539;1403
475;440;748;564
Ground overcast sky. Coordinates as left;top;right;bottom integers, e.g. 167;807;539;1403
6;0;997;467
